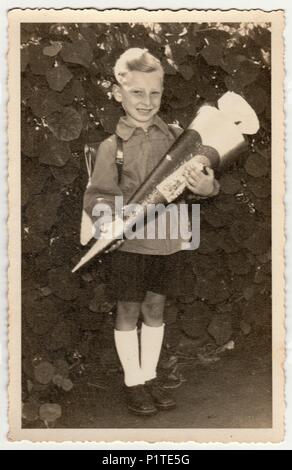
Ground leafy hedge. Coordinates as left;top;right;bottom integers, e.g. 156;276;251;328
21;22;271;426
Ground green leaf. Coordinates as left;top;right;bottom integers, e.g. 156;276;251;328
24;297;59;335
98;103;122;134
28;45;54;75
219;51;247;74
46;320;75;351
244;153;269;177
49;23;71;38
244;83;268;115
54;359;70;378
46;64;73;92
39;135;71;167
88;284;108;313
22;400;40;422
21;47;30;72
21;124;46;158
165;43;188;65
224;75;243;94
196;269;230;304
61;378;74;391
39;403;62;423
28;88;61;118
200;42;223;66
50;155;80;185
228;251;251;275
21;28;32;45
43;42;63;57
197;230;219;254
60;79;85;105
161;57;177;75
247;177;270;198
51;79;85;107
243;227;271;254
22;230;47;255
25;192;62;232
219;174;242;194
79;24;101;48
34;361;55;384
76;308;104;330
46;106;82;141
179;63;194;80
52;374;64;387
252;25;271;49
207;314;232;346
203;206;232;228
60;39;93;68
217;230;239;253
230;218;256;243
169;95;192;109
48;266;80;301
198;29;231;43
232;60;260;87
181;301;212;338
21;78;34;102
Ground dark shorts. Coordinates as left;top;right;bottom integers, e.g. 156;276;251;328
105;250;195;302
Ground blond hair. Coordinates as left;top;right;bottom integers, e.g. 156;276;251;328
114;48;164;84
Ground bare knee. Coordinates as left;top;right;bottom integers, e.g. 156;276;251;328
141;291;165;327
115;301;141;331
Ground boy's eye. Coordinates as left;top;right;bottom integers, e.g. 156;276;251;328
152;91;160;95
132;90;142;94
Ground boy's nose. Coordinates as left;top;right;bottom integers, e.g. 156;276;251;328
141;95;152;107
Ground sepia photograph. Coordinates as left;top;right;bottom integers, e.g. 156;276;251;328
7;8;285;442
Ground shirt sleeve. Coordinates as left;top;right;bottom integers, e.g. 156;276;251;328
83;137;123;221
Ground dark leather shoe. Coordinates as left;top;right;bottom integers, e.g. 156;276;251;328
125;384;158;416
145;378;176;411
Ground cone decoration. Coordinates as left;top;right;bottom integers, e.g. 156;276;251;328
72;92;259;273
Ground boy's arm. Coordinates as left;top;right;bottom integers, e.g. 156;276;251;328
83;138;123;221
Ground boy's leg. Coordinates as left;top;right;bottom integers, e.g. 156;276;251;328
114;300;157;415
140;291;165;381
114;300;143;386
115;300;141;331
112;251;145;386
140;291;176;410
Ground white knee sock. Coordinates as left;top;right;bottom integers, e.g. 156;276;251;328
141;323;165;382
114;328;144;387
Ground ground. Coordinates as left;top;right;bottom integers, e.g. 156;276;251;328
54;329;272;429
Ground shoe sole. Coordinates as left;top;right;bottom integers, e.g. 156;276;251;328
127;405;158;416
155;403;176;411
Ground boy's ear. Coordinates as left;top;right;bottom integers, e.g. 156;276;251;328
112;84;123;103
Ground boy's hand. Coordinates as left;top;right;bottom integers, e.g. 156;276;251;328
184;166;215;197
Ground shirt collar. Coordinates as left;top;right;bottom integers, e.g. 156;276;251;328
116;114;170;141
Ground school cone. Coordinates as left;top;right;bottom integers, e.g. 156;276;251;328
72;91;259;273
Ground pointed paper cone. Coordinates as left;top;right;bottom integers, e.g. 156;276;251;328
72;92;260;272
72;217;125;272
80;209;95;246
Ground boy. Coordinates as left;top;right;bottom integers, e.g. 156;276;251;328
83;48;219;416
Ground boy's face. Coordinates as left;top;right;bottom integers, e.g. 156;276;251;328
113;70;163;128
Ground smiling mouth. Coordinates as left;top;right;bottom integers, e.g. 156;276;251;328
137;108;153;113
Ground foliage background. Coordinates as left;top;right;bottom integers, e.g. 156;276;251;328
20;22;271;425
